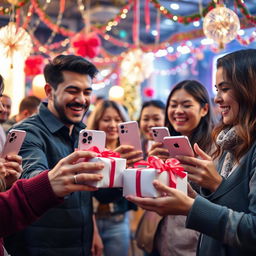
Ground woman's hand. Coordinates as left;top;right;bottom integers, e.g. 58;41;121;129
3;154;23;189
126;180;194;216
115;145;143;167
176;143;222;192
148;142;169;161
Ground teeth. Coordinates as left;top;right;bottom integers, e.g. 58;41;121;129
221;107;229;113
175;118;186;122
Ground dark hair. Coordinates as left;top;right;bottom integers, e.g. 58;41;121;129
19;96;41;113
165;80;214;153
43;55;98;89
87;100;129;130
212;49;256;160
138;100;166;125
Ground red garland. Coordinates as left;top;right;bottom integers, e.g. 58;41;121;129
71;33;101;59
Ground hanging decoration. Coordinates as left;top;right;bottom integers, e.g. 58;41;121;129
120;48;154;119
203;5;240;49
121;48;154;84
24;55;45;76
0;22;32;67
71;32;101;59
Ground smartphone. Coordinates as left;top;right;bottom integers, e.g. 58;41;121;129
1;129;26;158
151;127;170;143
163;136;194;158
118;121;142;151
78;129;106;152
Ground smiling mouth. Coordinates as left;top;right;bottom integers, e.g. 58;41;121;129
220;106;230;115
69;106;84;112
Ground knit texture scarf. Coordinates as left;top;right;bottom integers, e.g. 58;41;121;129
216;127;239;178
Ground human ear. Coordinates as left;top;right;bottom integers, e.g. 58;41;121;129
201;103;209;117
44;84;53;100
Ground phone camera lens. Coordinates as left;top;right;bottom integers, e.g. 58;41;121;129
121;130;125;134
82;138;87;144
83;132;88;137
88;136;92;141
11;133;15;137
120;125;124;129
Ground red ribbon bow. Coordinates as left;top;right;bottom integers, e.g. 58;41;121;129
133;156;186;194
134;156;166;172
163;158;186;189
88;146;120;158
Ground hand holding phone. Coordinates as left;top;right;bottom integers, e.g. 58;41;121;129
163;136;194;158
151;127;170;143
118;121;142;151
78;129;106;152
1;129;26;158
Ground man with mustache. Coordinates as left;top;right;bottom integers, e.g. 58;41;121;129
5;55;120;256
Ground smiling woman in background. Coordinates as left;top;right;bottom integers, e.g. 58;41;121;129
138;100;165;159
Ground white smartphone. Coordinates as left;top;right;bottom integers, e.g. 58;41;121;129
118;121;142;151
78;129;106;152
1;129;26;158
151;127;170;143
163;136;194;158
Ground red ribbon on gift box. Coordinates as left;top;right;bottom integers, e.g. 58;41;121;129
78;146;120;188
162;158;186;189
88;146;120;188
133;156;186;193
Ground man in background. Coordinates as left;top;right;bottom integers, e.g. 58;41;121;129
3;95;41;132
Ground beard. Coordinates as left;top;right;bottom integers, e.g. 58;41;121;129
53;94;89;125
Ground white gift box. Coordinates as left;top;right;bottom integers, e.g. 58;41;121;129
82;156;126;188
123;168;187;197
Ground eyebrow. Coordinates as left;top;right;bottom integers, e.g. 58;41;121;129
170;100;192;104
215;81;230;88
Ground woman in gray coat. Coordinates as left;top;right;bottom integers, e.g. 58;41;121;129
127;49;256;256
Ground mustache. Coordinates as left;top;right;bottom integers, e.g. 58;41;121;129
67;102;87;109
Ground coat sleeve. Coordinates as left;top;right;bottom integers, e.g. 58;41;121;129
186;168;256;251
0;171;62;237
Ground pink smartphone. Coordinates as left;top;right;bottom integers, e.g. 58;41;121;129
151;127;170;143
118;121;142;151
1;129;26;158
78;129;106;152
163;136;194;158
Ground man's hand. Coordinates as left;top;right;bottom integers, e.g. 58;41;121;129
48;150;104;197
